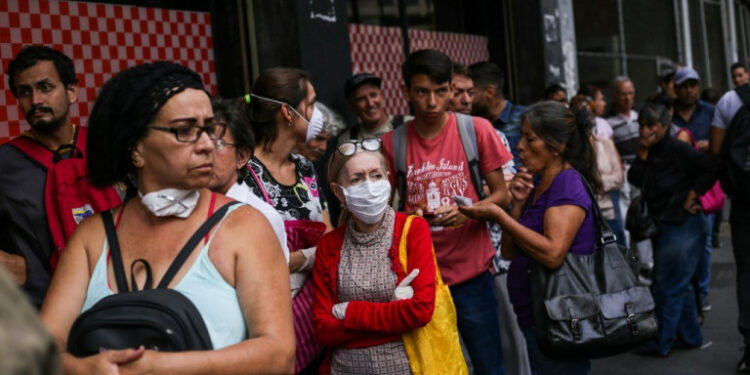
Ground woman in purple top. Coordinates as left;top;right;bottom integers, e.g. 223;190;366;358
461;101;599;375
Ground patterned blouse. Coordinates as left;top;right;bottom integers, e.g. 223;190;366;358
244;154;327;222
331;208;412;375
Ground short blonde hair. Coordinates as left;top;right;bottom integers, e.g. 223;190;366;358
327;147;389;186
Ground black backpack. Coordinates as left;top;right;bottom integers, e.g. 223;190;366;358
720;85;750;200
67;201;240;356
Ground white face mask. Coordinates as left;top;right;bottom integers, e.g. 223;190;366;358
249;93;324;142
304;105;325;142
342;180;391;224
139;188;200;218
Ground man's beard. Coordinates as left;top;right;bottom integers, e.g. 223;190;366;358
470;103;492;121
26;106;65;133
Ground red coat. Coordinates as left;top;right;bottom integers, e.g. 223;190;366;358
311;212;436;373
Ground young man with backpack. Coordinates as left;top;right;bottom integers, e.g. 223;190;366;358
710;82;750;372
1;46;120;307
381;49;513;375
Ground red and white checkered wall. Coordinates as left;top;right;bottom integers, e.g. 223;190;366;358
0;0;217;144
349;23;489;115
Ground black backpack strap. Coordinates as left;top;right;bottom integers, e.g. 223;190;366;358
156;201;242;289
455;112;487;200
101;210;130;293
393;124;408;211
129;259;153;291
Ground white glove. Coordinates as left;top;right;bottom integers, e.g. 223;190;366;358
332;302;349;320
393;269;419;301
299;246;316;272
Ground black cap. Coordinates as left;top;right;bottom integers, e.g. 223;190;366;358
344;73;382;98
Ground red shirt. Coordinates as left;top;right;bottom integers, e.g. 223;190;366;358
311;213;436;373
382;113;512;285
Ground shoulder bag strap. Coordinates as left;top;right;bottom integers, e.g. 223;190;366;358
101;210;130;293
393;124;409;211
156;201;242;289
455;113;487;200
247;164;273;205
398;215;445;286
574;171;617;246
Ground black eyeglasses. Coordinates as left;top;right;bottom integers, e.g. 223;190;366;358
148;122;227;143
336;137;381;156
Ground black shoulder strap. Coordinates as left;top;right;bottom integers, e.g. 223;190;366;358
393;123;408;210
574;171;617;246
157;201;242;289
101;210;130;293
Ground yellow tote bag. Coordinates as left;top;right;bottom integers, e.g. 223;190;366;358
399;216;469;375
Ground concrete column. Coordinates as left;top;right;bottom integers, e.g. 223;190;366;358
539;0;579;99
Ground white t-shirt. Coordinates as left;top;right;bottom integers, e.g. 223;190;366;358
712;89;744;129
226;181;289;263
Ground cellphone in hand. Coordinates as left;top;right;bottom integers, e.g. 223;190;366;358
453;195;472;207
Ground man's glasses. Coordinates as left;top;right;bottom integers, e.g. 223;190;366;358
336;137;381;156
148;122;227;143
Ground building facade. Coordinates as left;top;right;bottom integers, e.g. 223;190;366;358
2;0;749;142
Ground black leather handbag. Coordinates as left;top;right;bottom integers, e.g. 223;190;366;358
625;167;659;242
529;174;657;359
67;201;240;356
626;195;659;242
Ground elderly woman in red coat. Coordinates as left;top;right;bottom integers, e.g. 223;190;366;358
311;138;436;374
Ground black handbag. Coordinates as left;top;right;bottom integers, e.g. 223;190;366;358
626;195;659;241
529;174;657;359
67;201;240;356
625;167;659;241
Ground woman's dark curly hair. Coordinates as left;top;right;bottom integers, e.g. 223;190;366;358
86;61;205;187
522;101;602;194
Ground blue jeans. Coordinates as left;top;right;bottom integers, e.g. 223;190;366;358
696;213;715;297
521;328;590;375
450;271;505;375
608;191;627;248
648;213;705;355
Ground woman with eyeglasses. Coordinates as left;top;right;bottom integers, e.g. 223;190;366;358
206;97;289;263
311;138;437;374
40;62;294;374
243;67;332;374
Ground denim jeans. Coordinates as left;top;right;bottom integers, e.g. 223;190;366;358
521;328;590;375
608;191;628;248
648;213;705;355
450;271;506;375
731;201;750;347
696;212;715;297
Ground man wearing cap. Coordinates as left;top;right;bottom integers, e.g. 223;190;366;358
338;72;412;144
673;67;715;151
